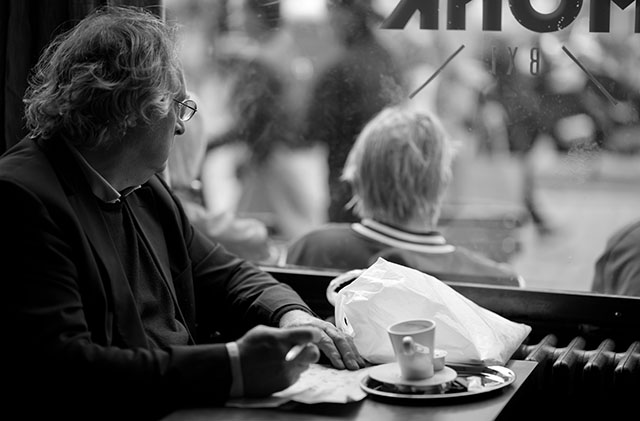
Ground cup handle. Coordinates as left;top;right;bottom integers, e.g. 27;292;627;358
402;336;430;355
402;336;415;355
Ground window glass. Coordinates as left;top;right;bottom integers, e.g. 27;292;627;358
164;0;640;298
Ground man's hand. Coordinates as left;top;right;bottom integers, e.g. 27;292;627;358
279;310;367;370
236;325;322;397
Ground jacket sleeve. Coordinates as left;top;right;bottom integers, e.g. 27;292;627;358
1;173;314;419
180;206;315;340
151;174;315;339
0;179;228;419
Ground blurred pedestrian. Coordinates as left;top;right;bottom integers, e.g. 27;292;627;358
591;220;640;297
482;35;556;236
302;0;406;223
165;91;274;262
201;55;329;243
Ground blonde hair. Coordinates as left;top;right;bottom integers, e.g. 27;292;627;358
341;105;453;225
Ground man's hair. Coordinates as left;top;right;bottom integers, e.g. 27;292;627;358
23;6;183;149
341;105;454;225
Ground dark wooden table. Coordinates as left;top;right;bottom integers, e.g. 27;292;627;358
161;360;538;421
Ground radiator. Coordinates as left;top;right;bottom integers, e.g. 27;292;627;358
514;334;640;398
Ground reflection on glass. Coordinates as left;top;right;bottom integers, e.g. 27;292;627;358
165;0;640;298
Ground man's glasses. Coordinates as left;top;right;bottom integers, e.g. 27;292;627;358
173;98;198;122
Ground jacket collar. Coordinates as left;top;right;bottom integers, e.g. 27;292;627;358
66;141;141;203
352;218;455;253
38;137;149;348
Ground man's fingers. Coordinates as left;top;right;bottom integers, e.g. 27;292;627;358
343;335;367;367
281;326;323;344
320;325;363;370
347;336;368;367
278;315;366;370
316;336;345;369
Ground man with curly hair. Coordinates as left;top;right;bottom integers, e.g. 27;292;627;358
0;6;364;420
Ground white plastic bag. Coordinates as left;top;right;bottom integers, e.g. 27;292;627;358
334;258;532;366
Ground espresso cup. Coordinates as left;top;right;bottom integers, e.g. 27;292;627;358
387;319;436;380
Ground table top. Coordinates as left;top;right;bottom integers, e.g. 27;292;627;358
161;360;538;421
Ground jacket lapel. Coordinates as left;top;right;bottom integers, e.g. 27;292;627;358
127;188;176;299
69;195;149;349
127;187;195;343
41;139;149;349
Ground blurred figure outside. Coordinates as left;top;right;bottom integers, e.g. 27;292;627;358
481;34;557;237
302;0;406;223
201;55;329;251
591;219;640;297
220;0;305;120
164;92;273;262
194;0;330;254
286;104;524;287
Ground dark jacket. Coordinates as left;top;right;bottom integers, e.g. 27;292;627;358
0;136;312;419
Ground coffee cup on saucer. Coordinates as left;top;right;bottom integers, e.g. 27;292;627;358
367;319;457;392
387;319;436;380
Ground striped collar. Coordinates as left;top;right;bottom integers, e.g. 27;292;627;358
351;219;455;254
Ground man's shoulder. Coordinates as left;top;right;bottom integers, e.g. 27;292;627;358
298;223;355;241
287;223;359;256
446;246;520;282
0;137;39;168
607;220;640;249
0;138;56;190
285;223;371;270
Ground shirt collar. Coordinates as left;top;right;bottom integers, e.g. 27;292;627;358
351;218;455;253
67;142;141;203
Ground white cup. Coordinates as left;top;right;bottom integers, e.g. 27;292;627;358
387;319;436;381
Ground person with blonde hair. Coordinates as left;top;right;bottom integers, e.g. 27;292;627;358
287;104;523;287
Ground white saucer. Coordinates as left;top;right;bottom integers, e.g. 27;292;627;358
368;363;458;387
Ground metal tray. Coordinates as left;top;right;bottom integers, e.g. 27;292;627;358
360;364;516;401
